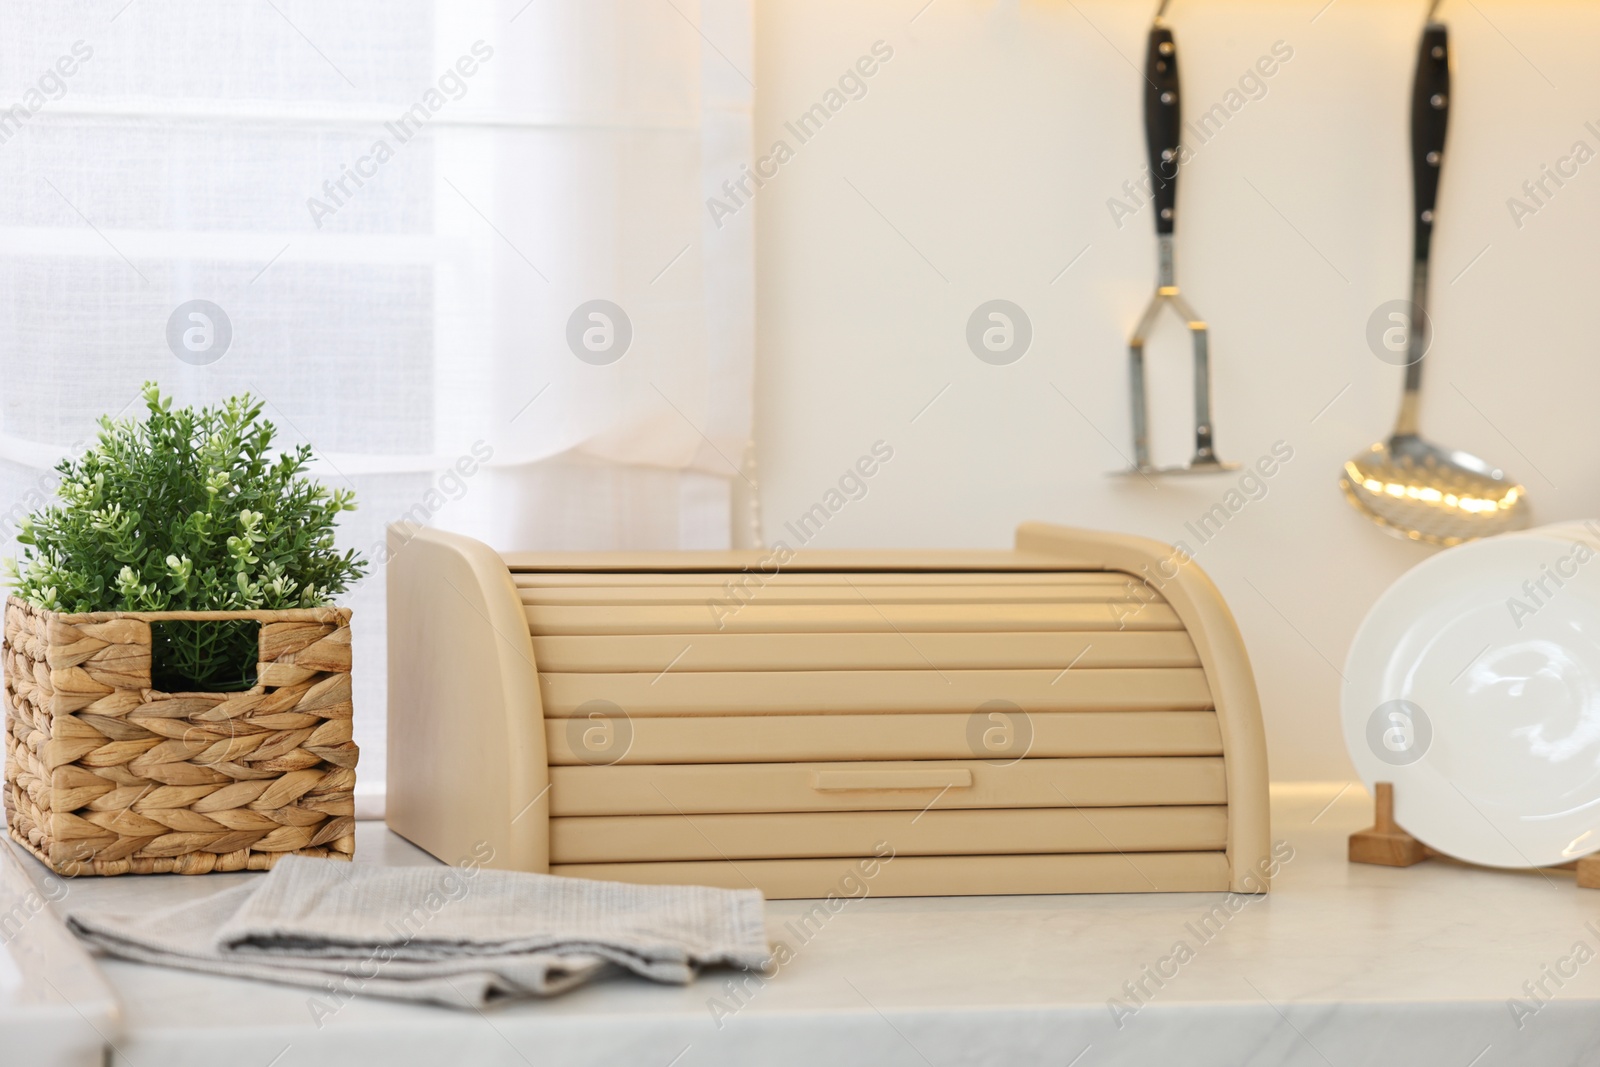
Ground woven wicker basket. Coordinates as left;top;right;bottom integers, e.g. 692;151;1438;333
3;597;357;876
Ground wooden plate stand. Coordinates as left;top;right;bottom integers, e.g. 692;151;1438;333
1350;782;1600;889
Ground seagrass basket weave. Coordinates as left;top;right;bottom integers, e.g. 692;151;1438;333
3;597;357;876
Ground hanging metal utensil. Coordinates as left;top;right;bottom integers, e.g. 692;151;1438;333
1339;0;1529;544
1120;0;1238;476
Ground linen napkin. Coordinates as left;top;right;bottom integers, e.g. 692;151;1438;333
66;855;769;1009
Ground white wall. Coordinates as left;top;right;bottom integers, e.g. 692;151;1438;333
750;0;1600;780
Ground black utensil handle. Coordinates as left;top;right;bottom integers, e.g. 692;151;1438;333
1411;24;1450;260
1144;23;1181;236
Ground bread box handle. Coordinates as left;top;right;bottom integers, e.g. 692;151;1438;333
812;768;974;791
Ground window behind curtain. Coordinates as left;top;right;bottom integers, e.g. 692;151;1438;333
0;0;757;808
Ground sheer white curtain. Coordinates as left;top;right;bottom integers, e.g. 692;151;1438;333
0;0;756;805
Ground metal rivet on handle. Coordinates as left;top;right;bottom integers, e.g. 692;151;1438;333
1160;207;1173;219
1421;209;1434;223
1159;41;1173;55
1430;93;1447;109
1426;151;1440;165
1160;91;1175;104
1432;45;1444;59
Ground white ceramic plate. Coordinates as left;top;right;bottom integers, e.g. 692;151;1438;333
1343;521;1600;868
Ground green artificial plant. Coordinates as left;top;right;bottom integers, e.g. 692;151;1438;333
5;383;366;691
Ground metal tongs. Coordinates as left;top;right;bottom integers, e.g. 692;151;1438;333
1121;0;1237;476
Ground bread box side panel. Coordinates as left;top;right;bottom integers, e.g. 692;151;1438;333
1016;522;1272;893
385;525;550;873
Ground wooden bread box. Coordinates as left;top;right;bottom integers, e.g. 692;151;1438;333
385;522;1270;898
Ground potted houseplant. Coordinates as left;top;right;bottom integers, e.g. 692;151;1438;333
2;384;366;875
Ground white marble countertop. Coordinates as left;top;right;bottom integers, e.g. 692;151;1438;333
10;782;1600;1067
0;840;118;1067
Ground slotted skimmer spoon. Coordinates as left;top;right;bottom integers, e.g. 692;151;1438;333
1340;2;1528;545
1120;0;1237;476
